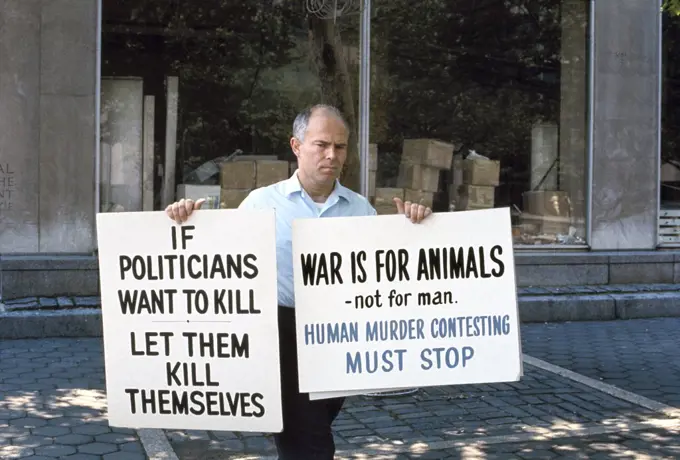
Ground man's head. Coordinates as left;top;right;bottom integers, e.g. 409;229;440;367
290;104;349;191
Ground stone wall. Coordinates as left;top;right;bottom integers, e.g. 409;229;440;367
0;0;97;253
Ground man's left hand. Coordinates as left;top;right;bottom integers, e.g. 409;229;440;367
393;197;433;224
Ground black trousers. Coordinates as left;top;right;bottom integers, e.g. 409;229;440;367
274;306;345;460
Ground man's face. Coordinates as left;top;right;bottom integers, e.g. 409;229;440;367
291;111;348;184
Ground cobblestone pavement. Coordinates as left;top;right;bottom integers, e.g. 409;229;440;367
4;317;680;460
521;318;680;406
0;338;146;460
168;363;675;459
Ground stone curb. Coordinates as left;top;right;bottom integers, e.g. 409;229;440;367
3;291;680;338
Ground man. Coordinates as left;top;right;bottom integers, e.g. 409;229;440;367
166;104;432;459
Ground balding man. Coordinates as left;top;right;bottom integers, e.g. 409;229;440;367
167;104;432;459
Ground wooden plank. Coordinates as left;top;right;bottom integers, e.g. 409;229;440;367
660;209;680;217
659;218;680;226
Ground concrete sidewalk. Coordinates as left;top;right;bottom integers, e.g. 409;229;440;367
167;360;680;459
3;318;680;459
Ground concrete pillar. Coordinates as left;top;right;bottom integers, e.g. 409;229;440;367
38;0;97;252
0;0;41;252
590;0;662;250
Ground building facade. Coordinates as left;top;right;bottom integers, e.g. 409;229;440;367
0;0;676;300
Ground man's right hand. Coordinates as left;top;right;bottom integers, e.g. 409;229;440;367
165;198;206;224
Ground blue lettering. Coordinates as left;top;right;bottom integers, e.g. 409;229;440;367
420;346;475;370
346;349;407;374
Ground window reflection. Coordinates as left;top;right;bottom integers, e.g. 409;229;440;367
369;0;590;246
661;8;680;246
101;0;360;211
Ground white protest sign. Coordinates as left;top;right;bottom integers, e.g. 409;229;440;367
293;207;521;395
96;210;282;432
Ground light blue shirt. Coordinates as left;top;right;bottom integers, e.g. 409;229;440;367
238;171;377;307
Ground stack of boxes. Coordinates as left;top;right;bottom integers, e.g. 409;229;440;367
451;155;500;211
219;159;290;208
374;139;454;215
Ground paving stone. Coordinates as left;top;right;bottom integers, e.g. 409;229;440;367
61;455;102;460
94;433;137;444
103;453;146;460
33;444;77;457
54;434;93;446
38;298;58;308
56;297;74;307
119;441;144;453
0;446;35;459
4;297;38;306
521;318;680;406
77;442;118;455
0;339;144;460
10;418;48;429
73;297;100;308
10;436;53;448
72;425;111;436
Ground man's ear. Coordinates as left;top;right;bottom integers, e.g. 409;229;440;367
290;137;301;157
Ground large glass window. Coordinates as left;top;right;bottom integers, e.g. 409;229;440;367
368;0;590;246
661;5;680;246
100;1;360;212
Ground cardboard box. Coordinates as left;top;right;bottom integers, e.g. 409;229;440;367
220;161;256;189
521;191;571;235
176;184;220;202
374;187;403;208
456;185;495;210
256;160;289;187
402;139;454;170
462;158;500;186
220;189;251;209
369;144;378;171
375;205;397;215
404;189;435;208
398;163;440;192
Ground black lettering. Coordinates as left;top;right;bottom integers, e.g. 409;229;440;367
171;226;178;250
428;248;441;280
465;247;479;278
417;249;429;281
251;393;266;417
330;252;344;284
450;247;465;278
210;255;226;279
181;225;195;250
301;253;318;286
490;245;505;277
119;256;132;280
187;254;202;278
243;253;259;279
478;246;492;279
125;388;139;414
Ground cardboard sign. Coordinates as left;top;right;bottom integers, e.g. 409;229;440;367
292;208;522;396
96;210;282;432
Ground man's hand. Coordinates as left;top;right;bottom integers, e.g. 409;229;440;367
393;197;432;224
165;198;206;224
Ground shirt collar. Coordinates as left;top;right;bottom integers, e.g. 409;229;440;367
283;170;352;202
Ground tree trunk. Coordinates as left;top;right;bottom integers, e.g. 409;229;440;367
308;17;360;193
